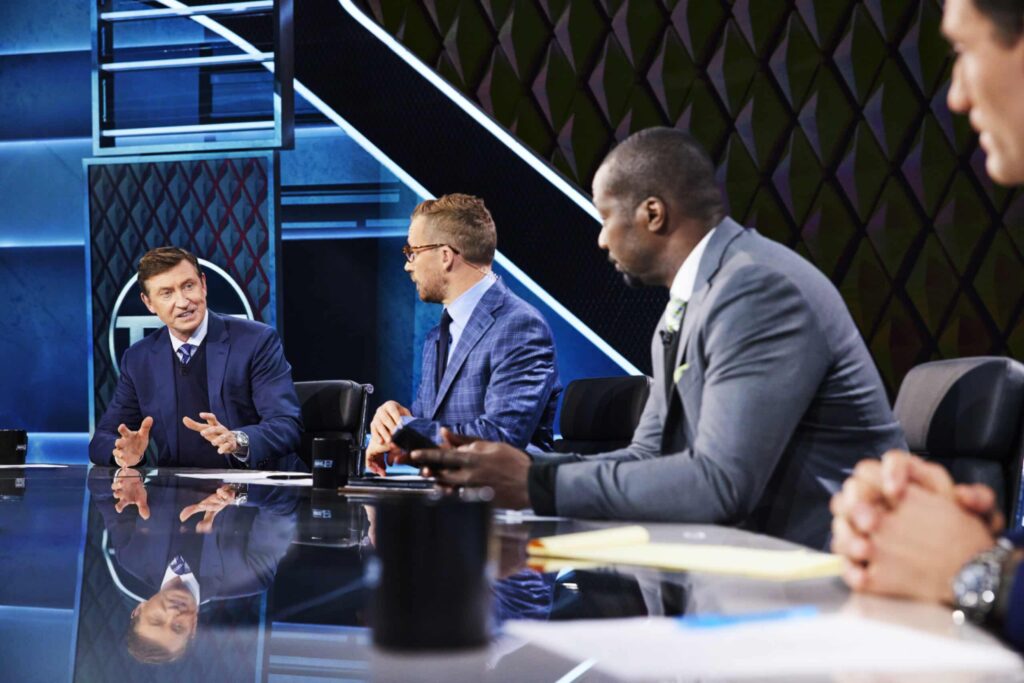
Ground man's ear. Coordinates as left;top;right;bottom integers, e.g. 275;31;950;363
140;292;156;314
638;196;667;234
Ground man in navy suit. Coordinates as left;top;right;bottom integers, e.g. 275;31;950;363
365;193;560;476
89;247;303;470
830;0;1024;650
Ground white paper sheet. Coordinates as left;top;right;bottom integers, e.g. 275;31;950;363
494;510;568;523
0;464;68;469
504;613;1023;680
175;471;312;486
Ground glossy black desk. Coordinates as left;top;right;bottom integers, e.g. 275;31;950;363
0;465;1017;682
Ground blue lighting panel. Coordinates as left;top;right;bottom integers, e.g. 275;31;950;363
0;138;91;247
0;246;89;432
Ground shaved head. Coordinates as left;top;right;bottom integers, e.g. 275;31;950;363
599;127;725;228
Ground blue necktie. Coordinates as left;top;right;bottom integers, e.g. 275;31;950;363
170;554;192;576
178;343;195;365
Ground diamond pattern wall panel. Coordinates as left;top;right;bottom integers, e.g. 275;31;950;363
88;154;278;424
357;0;1024;394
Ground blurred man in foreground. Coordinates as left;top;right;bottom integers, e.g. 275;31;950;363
830;0;1024;649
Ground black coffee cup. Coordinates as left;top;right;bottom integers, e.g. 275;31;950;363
369;490;494;650
311;437;349;489
0;430;28;466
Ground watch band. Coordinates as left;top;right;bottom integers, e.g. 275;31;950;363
953;538;1015;626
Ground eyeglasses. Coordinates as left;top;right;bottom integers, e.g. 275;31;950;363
402;243;460;263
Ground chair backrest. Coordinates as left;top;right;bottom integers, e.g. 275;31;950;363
554;376;652;454
294;380;374;472
893;357;1024;520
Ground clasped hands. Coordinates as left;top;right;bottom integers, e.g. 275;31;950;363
112;412;241;467
830;450;1003;603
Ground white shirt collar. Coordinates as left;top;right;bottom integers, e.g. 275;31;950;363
668;228;717;303
161;564;201;605
170;309;210;353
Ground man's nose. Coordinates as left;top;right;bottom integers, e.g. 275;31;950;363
947;59;969;114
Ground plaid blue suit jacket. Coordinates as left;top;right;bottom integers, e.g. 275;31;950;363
410;279;560;450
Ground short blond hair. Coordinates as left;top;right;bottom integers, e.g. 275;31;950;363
411;193;497;265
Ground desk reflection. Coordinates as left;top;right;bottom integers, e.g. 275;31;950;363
83;468;299;673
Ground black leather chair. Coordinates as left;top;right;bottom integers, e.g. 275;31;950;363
893;357;1024;520
554;376;652;454
294;380;374;475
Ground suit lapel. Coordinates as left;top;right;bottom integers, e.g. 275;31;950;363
149;328;178;461
430;282;504;417
676;218;745;367
205;312;229;418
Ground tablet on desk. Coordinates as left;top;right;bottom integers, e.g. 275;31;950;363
343;472;435;491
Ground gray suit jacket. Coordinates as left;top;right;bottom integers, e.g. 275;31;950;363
547;218;907;549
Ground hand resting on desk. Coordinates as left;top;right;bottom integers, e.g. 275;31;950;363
410;428;532;509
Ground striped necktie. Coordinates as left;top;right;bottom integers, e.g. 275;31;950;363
169;554;193;576
178;343;195;365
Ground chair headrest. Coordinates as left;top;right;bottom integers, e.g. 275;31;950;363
559;376;651;441
893;357;1024;461
294;380;370;432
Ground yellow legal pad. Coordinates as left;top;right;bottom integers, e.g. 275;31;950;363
526;526;843;580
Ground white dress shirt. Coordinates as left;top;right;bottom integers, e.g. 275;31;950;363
665;227;717;323
169;309;210;358
161;561;201;605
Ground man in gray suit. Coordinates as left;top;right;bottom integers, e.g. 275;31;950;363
414;128;906;549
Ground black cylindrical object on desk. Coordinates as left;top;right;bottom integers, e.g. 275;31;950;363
311;437;348;489
370;491;493;650
0;430;27;466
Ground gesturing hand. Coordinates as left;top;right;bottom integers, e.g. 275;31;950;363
113;416;154;467
112;468;150;519
182;412;239;455
365;438;404;477
368;401;411;447
179;485;238;533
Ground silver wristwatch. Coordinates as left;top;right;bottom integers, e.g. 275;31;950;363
231;430;250;461
952;538;1014;625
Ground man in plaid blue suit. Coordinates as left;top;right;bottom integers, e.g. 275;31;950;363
365;194;561;476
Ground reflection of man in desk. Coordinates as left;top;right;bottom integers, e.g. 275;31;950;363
89;470;298;663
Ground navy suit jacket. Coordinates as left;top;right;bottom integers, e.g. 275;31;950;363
410;279;560;450
1000;529;1024;650
89;311;303;470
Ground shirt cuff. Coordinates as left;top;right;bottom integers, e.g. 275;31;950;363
527;462;560;516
